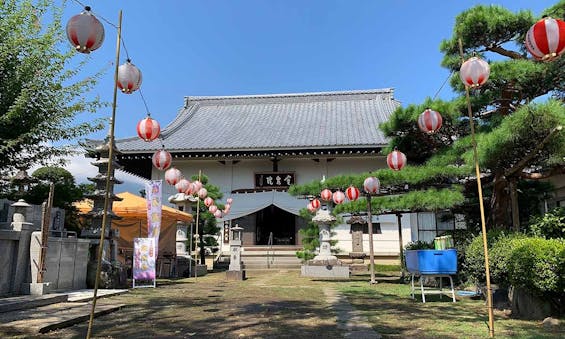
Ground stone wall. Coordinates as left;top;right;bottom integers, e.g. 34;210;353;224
0;223;38;296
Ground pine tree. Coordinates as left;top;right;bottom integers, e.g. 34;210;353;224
291;2;565;231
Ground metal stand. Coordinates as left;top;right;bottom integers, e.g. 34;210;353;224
410;274;456;303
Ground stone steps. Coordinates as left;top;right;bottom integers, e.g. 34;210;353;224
0;301;125;334
0;289;128;335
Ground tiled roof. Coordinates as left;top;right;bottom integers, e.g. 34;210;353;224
116;89;399;154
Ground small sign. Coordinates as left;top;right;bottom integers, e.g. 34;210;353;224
223;221;230;244
255;172;295;188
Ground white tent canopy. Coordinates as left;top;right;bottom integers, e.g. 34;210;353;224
219;191;309;221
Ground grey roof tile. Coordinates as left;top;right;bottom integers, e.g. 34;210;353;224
116;89;399;153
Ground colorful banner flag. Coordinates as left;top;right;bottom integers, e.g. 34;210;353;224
145;180;163;256
133;237;156;280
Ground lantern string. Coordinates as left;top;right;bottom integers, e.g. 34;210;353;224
138;88;152;117
432;71;455;101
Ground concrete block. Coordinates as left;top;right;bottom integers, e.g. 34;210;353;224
301;265;350;279
27;282;51;296
226;270;246;281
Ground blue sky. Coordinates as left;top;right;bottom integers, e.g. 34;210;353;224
65;0;557;140
58;0;558;188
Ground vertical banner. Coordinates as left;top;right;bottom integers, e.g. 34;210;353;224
145;180;163;257
133;237;156;280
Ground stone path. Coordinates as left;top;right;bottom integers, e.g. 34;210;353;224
324;287;381;339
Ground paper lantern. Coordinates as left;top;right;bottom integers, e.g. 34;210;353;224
214;210;222;218
311;198;321;210
307;203;316;213
387;149;407;171
188;182;198;195
175;179;190;193
192;181;203;193
197;188;208;199
226;198;233;204
459;56;490;88
137;117;160;142
525;16;565;62
117;60;142;94
223;206;231;214
151;149;171;171
66;7;105;53
165;167;181;186
321;189;332;201
418;109;443;133
363;177;380;194
345;186;360;201
333;191;345;204
208;205;218;213
204;197;214;207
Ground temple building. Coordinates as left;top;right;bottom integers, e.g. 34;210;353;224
115;89;462;264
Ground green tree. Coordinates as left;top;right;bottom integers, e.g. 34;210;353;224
291;2;565;231
190;174;223;264
0;0;105;176
5;167;94;233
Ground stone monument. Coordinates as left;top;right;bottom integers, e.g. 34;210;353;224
226;224;245;280
301;209;350;278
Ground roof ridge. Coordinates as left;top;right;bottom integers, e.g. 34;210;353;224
183;88;393;105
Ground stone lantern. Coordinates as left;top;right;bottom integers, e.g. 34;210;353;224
226;224;245;280
301;209;350;278
11;199;32;231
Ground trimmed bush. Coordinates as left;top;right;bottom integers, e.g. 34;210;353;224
528;207;565;239
507;237;565;296
462;230;506;284
489;233;527;287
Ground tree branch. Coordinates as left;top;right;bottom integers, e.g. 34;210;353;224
486;45;524;60
505;126;563;178
520;165;565;180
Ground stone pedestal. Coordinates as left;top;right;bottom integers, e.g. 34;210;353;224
25;282;51;296
226;270;245;281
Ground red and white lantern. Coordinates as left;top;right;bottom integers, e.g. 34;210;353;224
197;187;208;199
214;210;222;218
209;205;218;213
418;109;443;133
310;198;321;210
321;189;332;201
165;167;181;186
137;117;160;142
345;186;360;201
117;60;142;94
66;7;105;54
184;183;194;195
387;149;407;171
151;149;172;171
307;203;316;213
188;182;198;195
525;17;565;62
204;197;214;207
363;176;380;194
333;191;345;204
192;181;203;193
459;56;490;88
226;198;233;204
223;206;231;214
175;179;190;193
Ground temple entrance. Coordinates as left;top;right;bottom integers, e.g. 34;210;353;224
256;205;295;245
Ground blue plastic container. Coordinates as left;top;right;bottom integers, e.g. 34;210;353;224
405;249;457;274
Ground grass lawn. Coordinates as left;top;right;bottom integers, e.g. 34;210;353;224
16;270;563;339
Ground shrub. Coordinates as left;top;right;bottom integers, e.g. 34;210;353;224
462;230;506;284
528;207;565;239
507;237;565;297
489;233;527;287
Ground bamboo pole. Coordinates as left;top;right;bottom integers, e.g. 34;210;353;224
86;10;122;339
194;170;202;280
366;194;376;284
458;39;495;338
